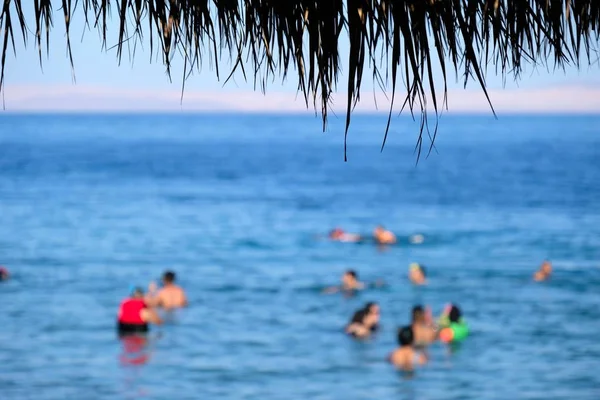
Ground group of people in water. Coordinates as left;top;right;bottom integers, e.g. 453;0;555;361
0;226;553;371
329;225;425;245
116;270;188;335
323;225;554;370
322;267;468;370
329;225;397;244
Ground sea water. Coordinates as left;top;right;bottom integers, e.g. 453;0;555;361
0;113;599;399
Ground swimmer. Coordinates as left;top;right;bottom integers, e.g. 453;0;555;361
117;287;163;335
409;234;425;244
0;266;9;281
345;302;381;338
438;303;469;343
411;305;436;346
322;270;385;294
409;263;427;285
328;228;362;243
146;270;188;309
388;326;427;370
533;260;552;282
373;225;397;245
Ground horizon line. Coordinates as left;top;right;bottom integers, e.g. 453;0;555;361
3;83;600;113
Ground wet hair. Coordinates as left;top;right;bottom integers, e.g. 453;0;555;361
449;305;462;323
350;309;367;324
364;302;378;313
412;305;425;322
419;265;427;277
163;271;176;283
345;270;357;279
397;326;414;346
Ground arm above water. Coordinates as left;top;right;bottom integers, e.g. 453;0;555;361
346;323;370;338
144;282;162;307
141;308;163;325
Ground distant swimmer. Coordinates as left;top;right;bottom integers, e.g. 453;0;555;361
346;302;381;338
146;271;188;309
329;228;362;243
409;263;427;285
0;266;9;281
409;234;425;244
322;270;385;294
117;287;163;335
438;304;469;344
411;305;436;346
373;225;397;245
388;326;427;370
533;260;552;282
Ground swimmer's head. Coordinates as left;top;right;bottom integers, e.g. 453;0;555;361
449;305;462;323
130;286;144;298
364;302;379;315
0;266;8;279
397;326;414;346
163;271;176;284
342;270;358;287
350;309;367;324
329;228;343;238
409;263;426;281
412;305;425;323
541;260;552;274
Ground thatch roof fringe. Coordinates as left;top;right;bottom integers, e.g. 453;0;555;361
1;1;599;158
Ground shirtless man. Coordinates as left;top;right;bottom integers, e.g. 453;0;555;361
388;326;427;370
411;305;437;346
323;270;385;294
322;270;365;294
373;225;397;245
146;271;188;309
533;260;552;282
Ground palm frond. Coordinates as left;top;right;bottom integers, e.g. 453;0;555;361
1;1;599;159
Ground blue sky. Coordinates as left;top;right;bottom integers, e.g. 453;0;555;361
3;3;600;112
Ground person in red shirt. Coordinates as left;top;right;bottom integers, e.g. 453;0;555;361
117;287;162;335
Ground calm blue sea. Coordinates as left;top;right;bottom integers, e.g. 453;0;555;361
0;113;599;400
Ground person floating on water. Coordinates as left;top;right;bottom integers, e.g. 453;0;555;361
322;270;385;294
0;266;9;281
117;287;163;335
146;270;188;309
533;260;552;282
329;228;362;243
409;234;425;244
388;326;427;371
409;263;427;285
411;305;437;347
438;303;469;344
373;225;396;245
345;302;380;338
